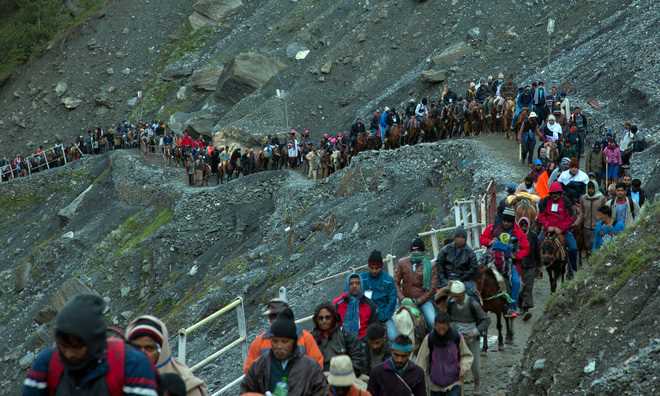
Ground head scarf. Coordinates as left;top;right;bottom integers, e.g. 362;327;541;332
126;315;207;394
343;273;363;336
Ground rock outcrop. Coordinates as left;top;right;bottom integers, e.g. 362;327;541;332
215;52;286;104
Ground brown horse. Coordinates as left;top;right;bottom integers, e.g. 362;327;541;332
385;124;402;149
406;117;422;145
477;263;514;351
512;196;538;226
539;231;567;293
467;101;485;136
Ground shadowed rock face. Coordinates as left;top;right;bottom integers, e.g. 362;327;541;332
215;52;286;105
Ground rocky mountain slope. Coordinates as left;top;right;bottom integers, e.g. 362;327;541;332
0;138;525;393
511;202;660;396
2;0;652;156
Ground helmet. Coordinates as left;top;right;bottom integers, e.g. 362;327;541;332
549;182;563;193
410;237;425;252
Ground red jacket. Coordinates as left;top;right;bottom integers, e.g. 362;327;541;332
181;135;194;147
537;196;575;233
333;293;378;339
480;223;530;261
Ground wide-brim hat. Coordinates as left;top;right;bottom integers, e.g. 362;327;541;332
327;355;357;387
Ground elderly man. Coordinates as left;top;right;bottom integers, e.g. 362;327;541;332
327;355;373;396
395;238;438;329
438;281;490;396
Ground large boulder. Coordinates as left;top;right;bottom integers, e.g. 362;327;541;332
192;65;225;91
189;0;243;30
215;52;286;104
421;69;447;83
431;41;473;67
169;112;193;134
61;97;82;110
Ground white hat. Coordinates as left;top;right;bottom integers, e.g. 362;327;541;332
384;106;390;111
327;355;357;387
469;82;476;88
449;281;466;294
529;111;538;118
547;114;556;122
498;72;504;79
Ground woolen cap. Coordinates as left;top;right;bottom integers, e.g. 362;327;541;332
270;311;298;340
449;281;466;294
368;250;383;266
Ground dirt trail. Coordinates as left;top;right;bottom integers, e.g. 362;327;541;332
470;134;551;396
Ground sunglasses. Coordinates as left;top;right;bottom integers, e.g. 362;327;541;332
317;315;333;321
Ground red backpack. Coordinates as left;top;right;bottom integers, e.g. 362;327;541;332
47;338;125;396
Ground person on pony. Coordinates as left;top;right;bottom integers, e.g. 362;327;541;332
394;238;438;329
479;207;529;318
537;182;579;277
436;228;480;298
350;118;366;148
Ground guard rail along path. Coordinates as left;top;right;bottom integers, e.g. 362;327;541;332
180;178;497;394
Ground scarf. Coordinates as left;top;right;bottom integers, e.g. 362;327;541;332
428;326;460;349
343;273;363;336
533;87;545;105
410;252;433;290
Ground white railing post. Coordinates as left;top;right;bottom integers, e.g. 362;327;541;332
236;297;248;362
453;202;462;228
62;145;68;165
178;330;187;365
385;254;396;277
430;234;440;259
470;200;480;248
43;152;50;169
460;203;471;247
26;160;32;177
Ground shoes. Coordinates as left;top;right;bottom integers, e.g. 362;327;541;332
523;311;533;321
505;309;519;318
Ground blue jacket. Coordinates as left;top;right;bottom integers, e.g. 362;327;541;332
23;345;158;396
379;111;389;130
592;220;624;251
360;271;397;322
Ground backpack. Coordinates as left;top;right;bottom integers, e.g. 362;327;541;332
427;335;461;387
47;338;125;396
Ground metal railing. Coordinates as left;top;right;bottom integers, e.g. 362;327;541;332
178;297;248;378
418;180;497;257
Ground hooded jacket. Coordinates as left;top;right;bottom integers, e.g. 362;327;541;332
23;295;158;396
538;195;575;233
311;303;367;376
578;181;607;230
125;316;207;396
240;348;328;396
360;270;397;322
479;222;530;261
333;275;378;340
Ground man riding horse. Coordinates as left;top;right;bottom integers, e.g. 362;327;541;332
436;228;480;298
479;207;530;318
537;182;579;278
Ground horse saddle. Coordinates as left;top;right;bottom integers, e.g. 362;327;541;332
487;263;508;294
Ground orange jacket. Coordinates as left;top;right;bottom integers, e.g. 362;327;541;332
535;171;550;199
243;329;324;374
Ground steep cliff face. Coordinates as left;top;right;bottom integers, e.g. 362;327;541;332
512;203;660;396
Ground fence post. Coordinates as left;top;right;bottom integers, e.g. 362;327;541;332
469;200;480;248
26;160;32;177
62;145;68;165
453;202;461;228
385;254;396;277
178;330;187;365
460;203;471;247
236;297;248;362
430;234;440;259
43;152;50;169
